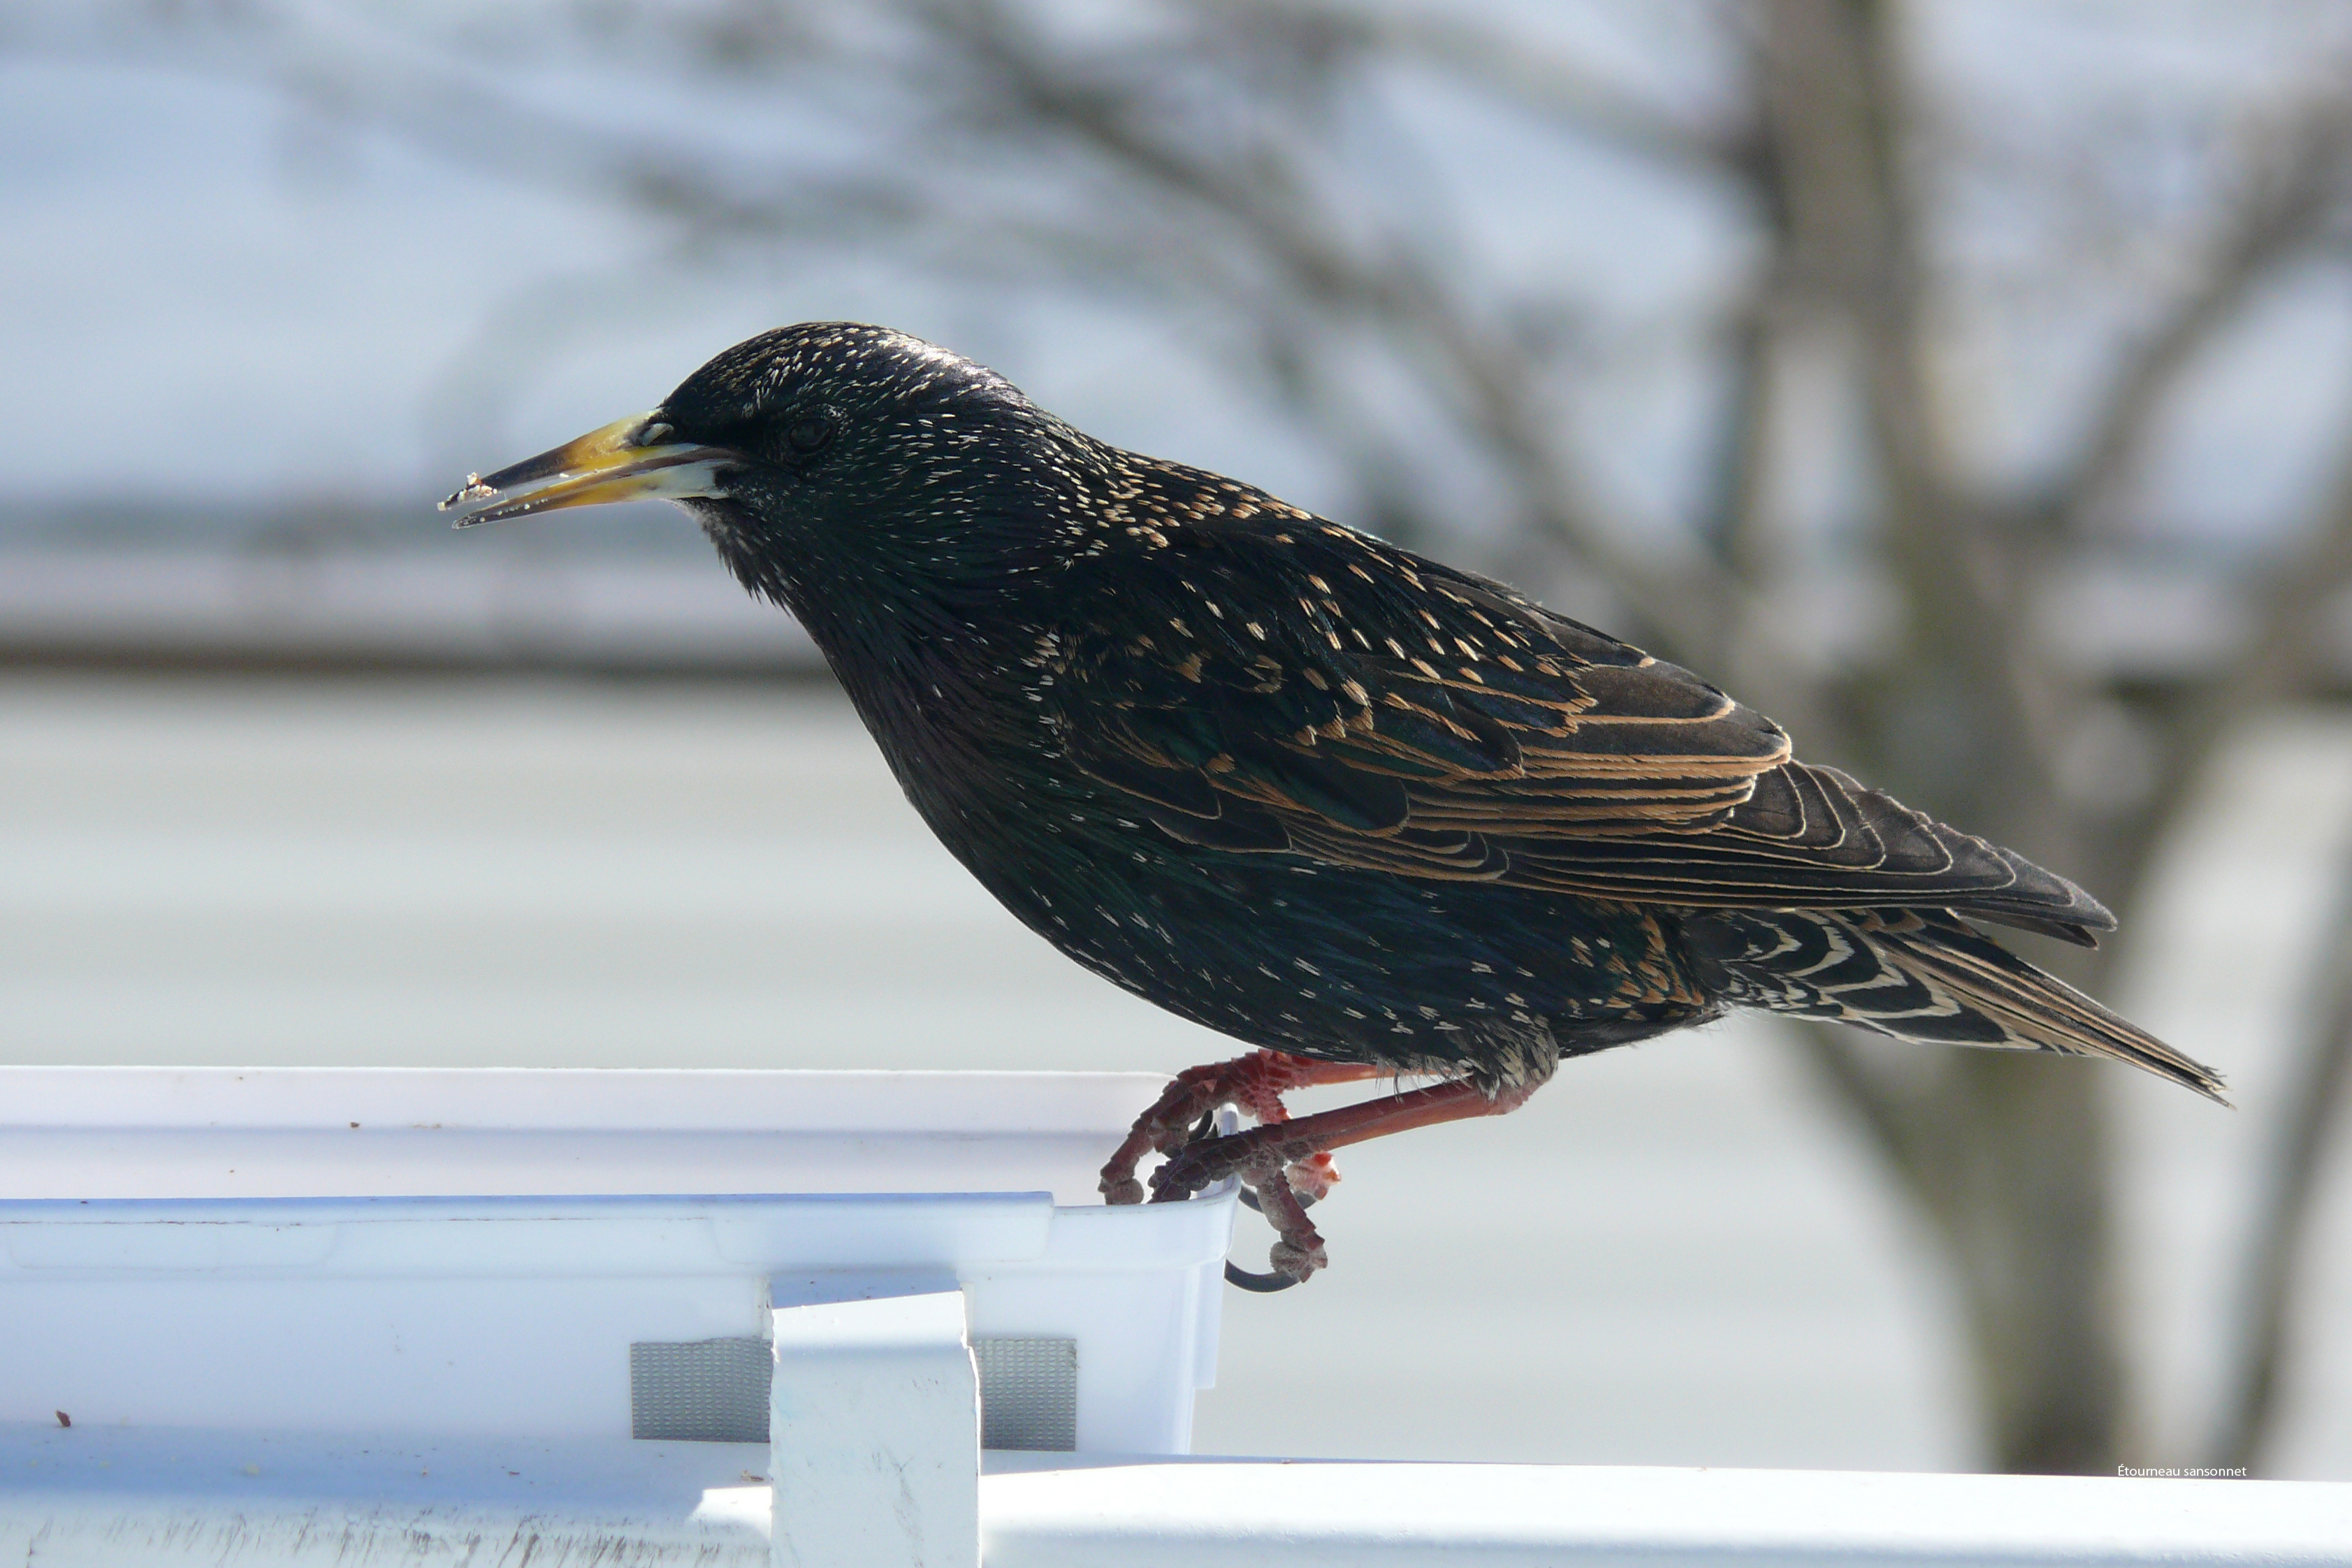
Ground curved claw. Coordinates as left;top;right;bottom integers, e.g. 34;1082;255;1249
1224;1261;1304;1293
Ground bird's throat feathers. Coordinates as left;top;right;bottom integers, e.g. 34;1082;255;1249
685;426;1110;751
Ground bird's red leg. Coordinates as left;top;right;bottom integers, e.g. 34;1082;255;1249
1098;1050;1386;1205
1149;1074;1546;1283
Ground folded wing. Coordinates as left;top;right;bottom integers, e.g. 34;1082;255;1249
1045;506;2112;943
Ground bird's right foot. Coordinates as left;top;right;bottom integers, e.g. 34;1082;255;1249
1224;1155;1330;1288
1148;1073;1550;1283
1096;1050;1383;1207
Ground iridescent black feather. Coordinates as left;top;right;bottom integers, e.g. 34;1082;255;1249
578;324;2228;1102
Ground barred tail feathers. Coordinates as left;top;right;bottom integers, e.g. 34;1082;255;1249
1687;907;2227;1103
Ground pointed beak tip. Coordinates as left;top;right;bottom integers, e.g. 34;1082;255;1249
438;481;510;529
437;477;496;526
440;414;732;532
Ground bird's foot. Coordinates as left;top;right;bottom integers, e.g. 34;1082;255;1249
1153;1074;1549;1284
1151;1121;1317;1205
1096;1050;1380;1207
1235;1157;1337;1212
1223;1156;1329;1289
1284;1150;1340;1202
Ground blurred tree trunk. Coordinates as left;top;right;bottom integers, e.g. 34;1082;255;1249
1750;0;2125;1473
2209;855;2352;1469
1744;0;2352;1470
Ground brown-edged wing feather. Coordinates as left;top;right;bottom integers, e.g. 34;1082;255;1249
1043;497;2112;940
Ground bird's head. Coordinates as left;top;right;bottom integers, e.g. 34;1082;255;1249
440;322;1082;607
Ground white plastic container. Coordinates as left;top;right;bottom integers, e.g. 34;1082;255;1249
0;1068;1234;1455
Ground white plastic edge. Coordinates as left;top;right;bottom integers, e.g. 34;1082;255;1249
0;1066;1175;1135
2;1431;2346;1568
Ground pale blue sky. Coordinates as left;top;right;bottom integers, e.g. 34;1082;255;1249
3;5;2348;553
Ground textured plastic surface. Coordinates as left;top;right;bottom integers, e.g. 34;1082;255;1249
0;1068;1233;1454
2;1424;2346;1567
632;1339;774;1443
974;1340;1079;1453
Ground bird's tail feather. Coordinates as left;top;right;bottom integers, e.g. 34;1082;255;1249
1687;906;2228;1103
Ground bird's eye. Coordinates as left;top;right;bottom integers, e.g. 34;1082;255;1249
786;415;834;455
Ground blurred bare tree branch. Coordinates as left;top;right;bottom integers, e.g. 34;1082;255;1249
2036;104;2352;546
40;0;2352;1473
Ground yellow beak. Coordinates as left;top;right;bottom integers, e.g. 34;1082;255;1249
439;413;739;528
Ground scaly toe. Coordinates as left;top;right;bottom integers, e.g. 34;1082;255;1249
1285;1153;1340;1201
1099;1175;1145;1206
1238;1181;1317;1215
1268;1238;1328;1283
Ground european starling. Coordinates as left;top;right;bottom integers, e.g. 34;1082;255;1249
443;322;2223;1286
